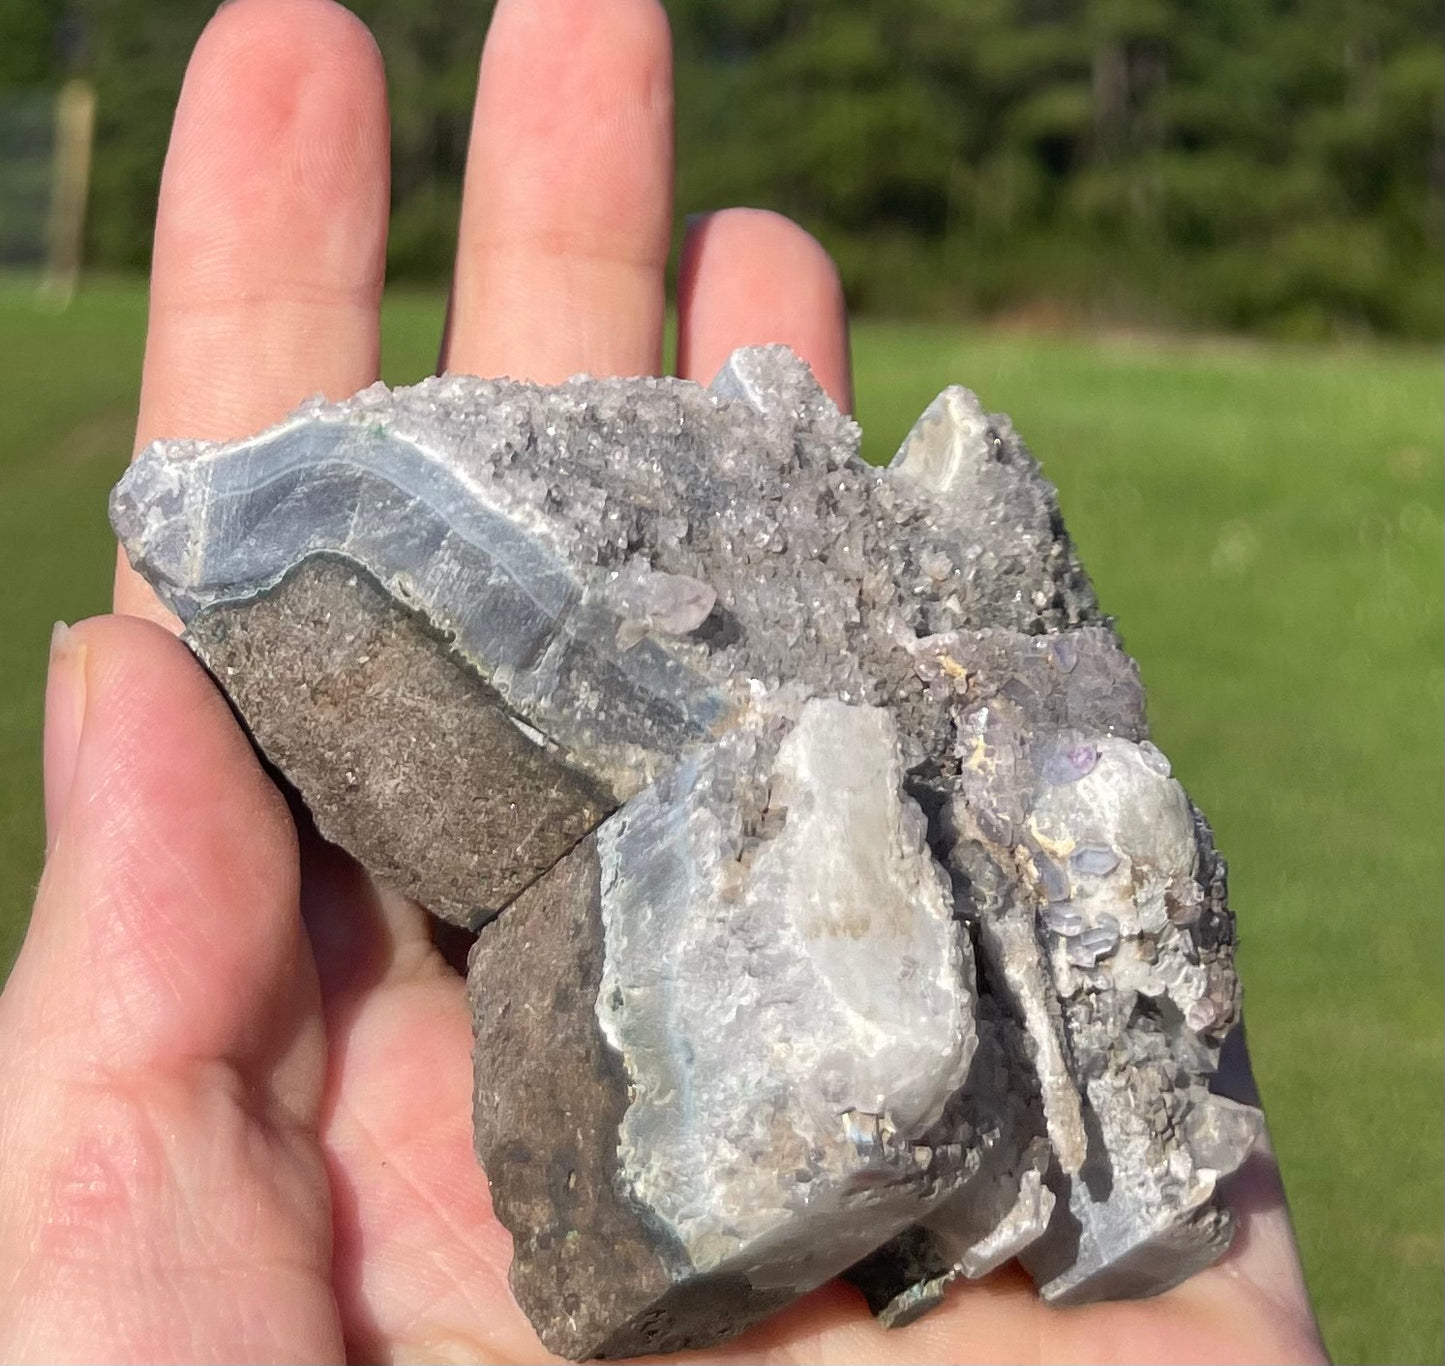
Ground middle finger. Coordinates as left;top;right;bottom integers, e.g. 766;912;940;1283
443;0;674;382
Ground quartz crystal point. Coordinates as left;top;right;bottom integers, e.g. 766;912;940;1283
471;701;979;1358
111;345;1261;1357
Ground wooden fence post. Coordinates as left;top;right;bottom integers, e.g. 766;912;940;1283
40;78;96;307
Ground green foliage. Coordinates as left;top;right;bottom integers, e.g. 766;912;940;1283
23;0;1445;331
0;0;58;86
77;0;210;270
347;0;483;280
668;0;1444;335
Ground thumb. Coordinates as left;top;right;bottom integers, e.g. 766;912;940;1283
0;614;338;1364
13;614;317;1086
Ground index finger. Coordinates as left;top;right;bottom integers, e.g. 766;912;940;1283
116;0;391;624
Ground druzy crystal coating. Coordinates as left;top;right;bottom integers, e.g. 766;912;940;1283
112;346;1261;1358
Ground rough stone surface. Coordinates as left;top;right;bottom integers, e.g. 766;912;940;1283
597;702;977;1282
473;701;985;1357
187;555;610;926
110;348;1098;808
854;397;1261;1315
112;344;1261;1359
469;833;797;1360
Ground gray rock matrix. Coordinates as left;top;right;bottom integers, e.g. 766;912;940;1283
112;346;1262;1359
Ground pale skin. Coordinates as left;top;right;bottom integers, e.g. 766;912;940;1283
0;1;1332;1361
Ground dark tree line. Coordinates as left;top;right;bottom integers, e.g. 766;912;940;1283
4;0;1441;337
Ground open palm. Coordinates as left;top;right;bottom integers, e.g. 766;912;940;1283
1;2;1327;1361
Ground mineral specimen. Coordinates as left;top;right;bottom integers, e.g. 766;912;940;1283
471;702;979;1358
111;346;1262;1358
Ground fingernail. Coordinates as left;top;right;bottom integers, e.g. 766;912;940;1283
44;622;88;853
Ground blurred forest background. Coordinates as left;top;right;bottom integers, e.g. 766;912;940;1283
2;0;1442;336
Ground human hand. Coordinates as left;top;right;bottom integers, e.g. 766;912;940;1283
0;1;1330;1360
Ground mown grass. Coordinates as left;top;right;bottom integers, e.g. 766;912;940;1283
0;278;1440;1363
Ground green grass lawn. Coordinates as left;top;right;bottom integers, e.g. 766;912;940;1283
1;278;1440;1363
